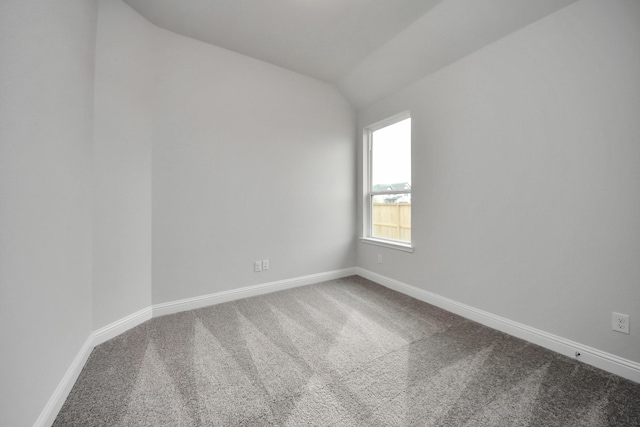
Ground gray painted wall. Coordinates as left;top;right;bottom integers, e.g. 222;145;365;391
338;0;579;109
0;1;97;426
356;0;640;363
151;26;356;304
93;0;357;309
92;0;154;330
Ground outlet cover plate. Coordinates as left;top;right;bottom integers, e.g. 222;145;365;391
612;312;630;334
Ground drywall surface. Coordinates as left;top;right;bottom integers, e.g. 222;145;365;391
338;0;579;109
152;29;356;304
357;0;640;363
92;0;154;330
0;1;97;425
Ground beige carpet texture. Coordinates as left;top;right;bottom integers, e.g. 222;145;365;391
54;276;640;426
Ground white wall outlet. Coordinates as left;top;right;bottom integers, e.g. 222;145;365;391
254;261;262;272
262;259;269;270
612;312;630;334
377;254;383;264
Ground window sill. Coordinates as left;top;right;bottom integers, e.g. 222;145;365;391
359;237;414;253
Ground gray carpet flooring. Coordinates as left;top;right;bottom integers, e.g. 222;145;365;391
54;276;640;426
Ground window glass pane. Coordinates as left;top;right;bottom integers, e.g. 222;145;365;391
371;118;411;190
370;117;411;243
371;194;411;242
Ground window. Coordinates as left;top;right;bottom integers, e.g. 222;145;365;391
363;112;412;249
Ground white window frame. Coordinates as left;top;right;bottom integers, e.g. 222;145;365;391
360;111;413;252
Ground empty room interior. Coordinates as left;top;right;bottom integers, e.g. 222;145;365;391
1;0;639;425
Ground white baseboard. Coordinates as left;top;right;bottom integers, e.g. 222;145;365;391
153;267;357;317
356;267;640;384
93;306;153;346
34;333;94;427
34;307;152;427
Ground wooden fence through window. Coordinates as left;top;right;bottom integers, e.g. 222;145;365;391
372;203;411;242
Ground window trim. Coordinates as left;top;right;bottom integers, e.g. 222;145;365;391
362;111;413;251
359;236;414;252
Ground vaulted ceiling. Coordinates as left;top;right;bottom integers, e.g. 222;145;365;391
123;0;579;107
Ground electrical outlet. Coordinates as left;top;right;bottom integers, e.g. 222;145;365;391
262;259;269;271
377;254;383;264
612;312;630;334
254;261;262;272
